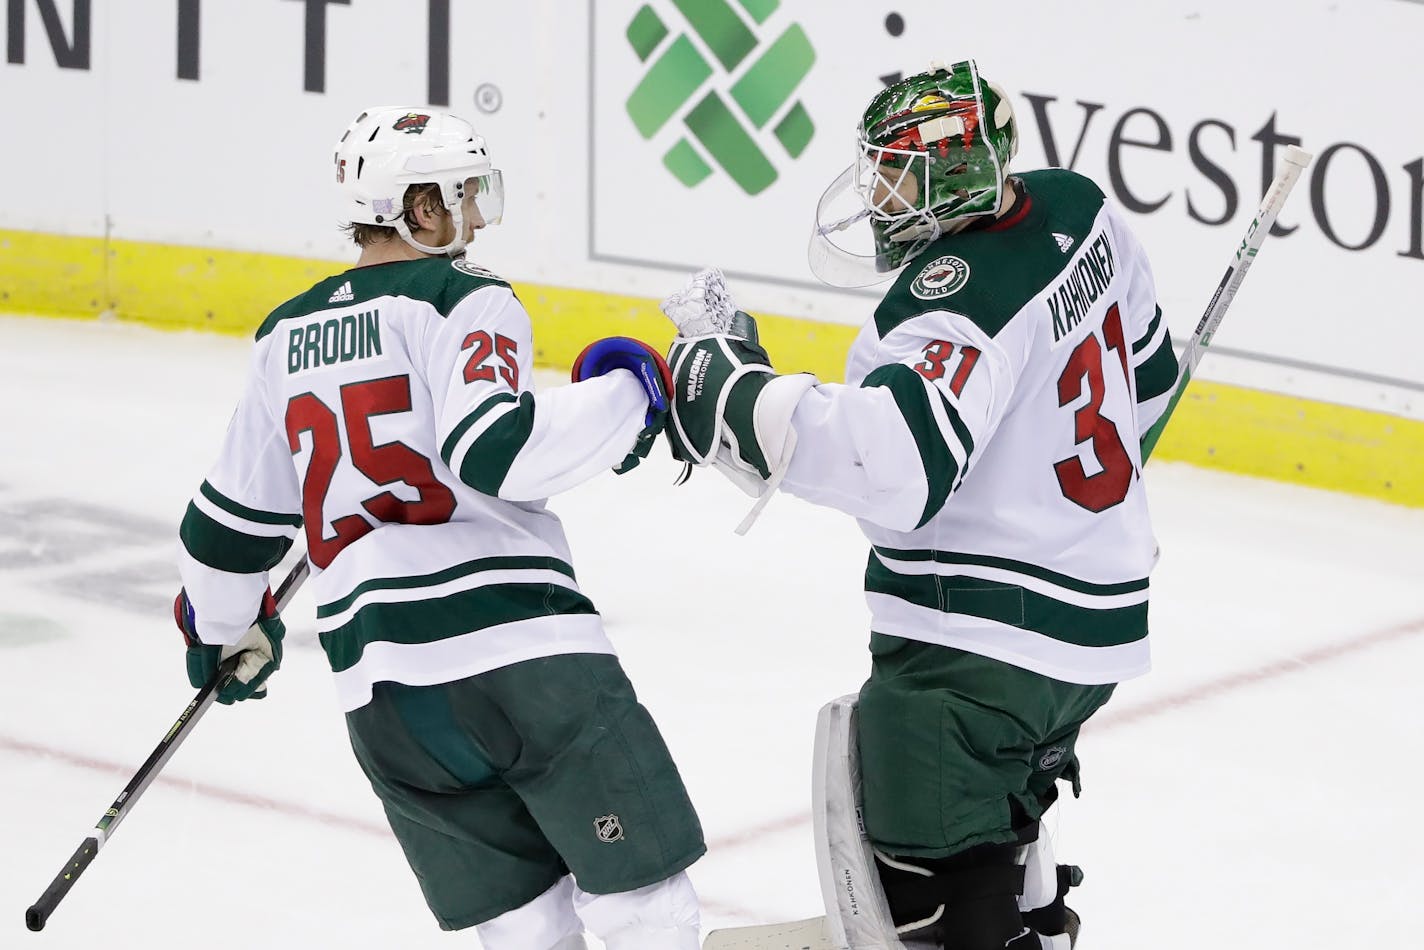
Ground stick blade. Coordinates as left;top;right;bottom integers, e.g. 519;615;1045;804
703;915;841;950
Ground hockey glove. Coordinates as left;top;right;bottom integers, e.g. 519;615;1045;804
661;266;738;337
664;310;816;493
571;336;674;474
174;588;285;704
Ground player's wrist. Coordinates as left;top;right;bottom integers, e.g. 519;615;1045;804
572;336;673;425
174;587;285;703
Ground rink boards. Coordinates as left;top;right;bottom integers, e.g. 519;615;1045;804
2;227;1420;509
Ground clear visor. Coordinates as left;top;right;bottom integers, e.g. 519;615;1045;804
808;164;940;288
470;169;504;226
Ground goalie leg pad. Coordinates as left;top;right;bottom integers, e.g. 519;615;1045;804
813;695;905;949
815;696;1079;950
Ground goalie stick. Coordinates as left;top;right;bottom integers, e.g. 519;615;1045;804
703;917;837;950
1140;144;1313;459
24;555;310;932
701;146;1314;950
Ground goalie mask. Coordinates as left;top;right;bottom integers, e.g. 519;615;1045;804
809;60;1018;287
333;107;505;257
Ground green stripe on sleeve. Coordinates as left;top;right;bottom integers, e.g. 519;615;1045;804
1131;306;1163;355
180;502;294;574
1135;333;1178;401
319;582;597;673
199;481;302;527
861;364;973;528
456;392;537;496
440;392;518;468
939;393;976;490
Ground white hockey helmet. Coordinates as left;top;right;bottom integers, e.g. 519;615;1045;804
333;107;504;256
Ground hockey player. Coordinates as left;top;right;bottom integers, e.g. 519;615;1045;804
663;62;1176;949
171;107;704;950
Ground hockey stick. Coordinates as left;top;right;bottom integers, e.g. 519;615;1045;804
1140;144;1313;460
24;555;310;932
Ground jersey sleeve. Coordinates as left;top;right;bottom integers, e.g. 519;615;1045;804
1107;203;1176;439
781;311;1019;532
428;285;647;502
178;339;303;646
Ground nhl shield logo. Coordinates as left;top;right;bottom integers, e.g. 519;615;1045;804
594;814;624;843
910;255;971;300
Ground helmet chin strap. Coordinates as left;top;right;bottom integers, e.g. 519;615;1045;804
393;202;469;257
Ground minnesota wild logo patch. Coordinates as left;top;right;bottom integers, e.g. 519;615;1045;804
910;255;970;300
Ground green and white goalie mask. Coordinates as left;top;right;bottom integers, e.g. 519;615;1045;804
809;60;1018;287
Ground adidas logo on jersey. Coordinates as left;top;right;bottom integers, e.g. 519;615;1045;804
1053;233;1075;254
328;280;355;303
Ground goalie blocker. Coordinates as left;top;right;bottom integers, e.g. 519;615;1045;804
660;274;816;535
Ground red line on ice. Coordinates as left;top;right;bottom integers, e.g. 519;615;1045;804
1090;615;1424;730
7;615;1421;922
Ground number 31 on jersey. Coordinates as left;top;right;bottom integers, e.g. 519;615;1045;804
913;340;980;396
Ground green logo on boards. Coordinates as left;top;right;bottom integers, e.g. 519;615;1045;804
624;1;815;195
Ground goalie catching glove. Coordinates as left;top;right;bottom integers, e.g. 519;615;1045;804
173;587;285;704
661;269;816;500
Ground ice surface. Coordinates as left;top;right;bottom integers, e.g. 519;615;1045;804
1;315;1420;948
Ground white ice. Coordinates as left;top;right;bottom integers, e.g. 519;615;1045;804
1;315;1421;949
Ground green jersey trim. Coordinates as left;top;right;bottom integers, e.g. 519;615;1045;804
447;391;536;495
439;392;518;467
866;550;1148;648
255;258;512;342
319;581;598;674
1132;307;1164;355
198;481;302;527
874;169;1108;342
871;546;1149;596
1135;335;1178;402
316;554;578;619
180;502;294;573
861;363;974;528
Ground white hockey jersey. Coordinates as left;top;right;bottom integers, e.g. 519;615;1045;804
178;257;648;711
783;169;1176;685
